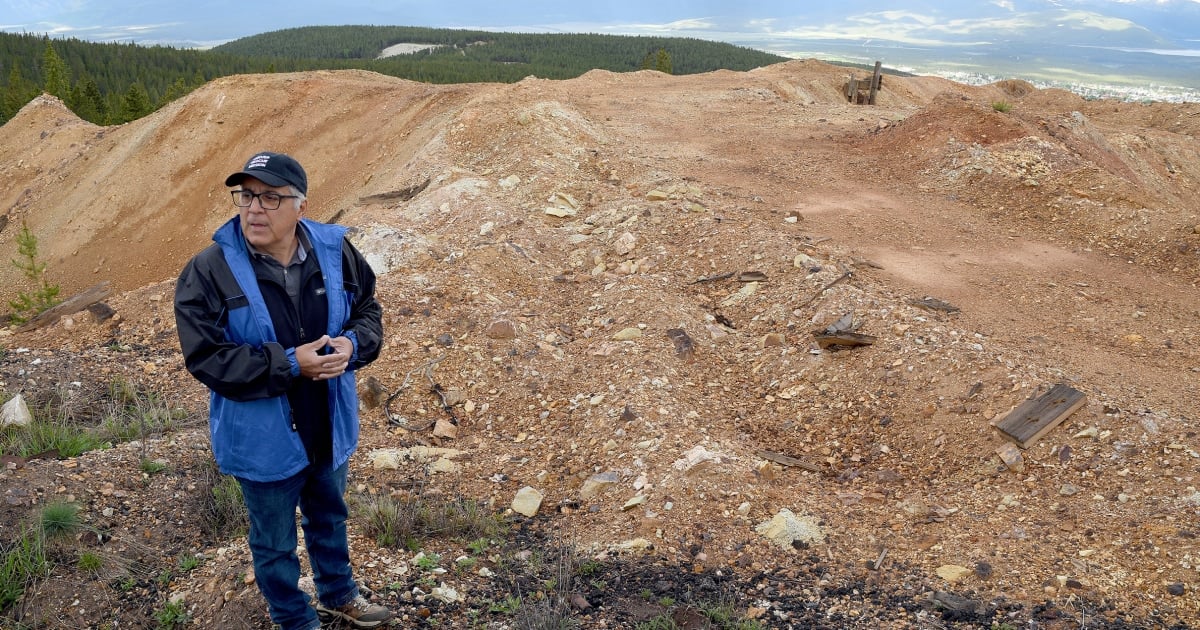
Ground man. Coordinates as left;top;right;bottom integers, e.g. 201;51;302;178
174;151;391;630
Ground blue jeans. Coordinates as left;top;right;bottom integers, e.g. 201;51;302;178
238;463;360;630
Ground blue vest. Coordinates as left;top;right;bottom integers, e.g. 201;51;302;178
208;217;359;481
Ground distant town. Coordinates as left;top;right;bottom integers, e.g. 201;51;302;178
937;71;1200;104
775;46;1200;105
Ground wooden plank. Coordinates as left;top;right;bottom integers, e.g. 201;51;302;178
812;331;876;349
15;281;112;333
994;383;1086;448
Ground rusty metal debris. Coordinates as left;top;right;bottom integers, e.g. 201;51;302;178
665;328;695;360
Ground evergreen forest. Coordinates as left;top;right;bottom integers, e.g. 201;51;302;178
0;26;795;127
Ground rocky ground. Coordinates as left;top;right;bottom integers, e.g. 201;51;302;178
0;60;1198;628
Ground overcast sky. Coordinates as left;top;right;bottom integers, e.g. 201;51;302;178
2;0;1199;51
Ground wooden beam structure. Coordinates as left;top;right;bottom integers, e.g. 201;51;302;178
844;61;884;105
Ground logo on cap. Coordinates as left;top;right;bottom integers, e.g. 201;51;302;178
247;154;272;170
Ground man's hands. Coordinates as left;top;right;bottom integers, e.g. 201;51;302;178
296;335;353;381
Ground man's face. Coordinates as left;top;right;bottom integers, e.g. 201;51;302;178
236;176;305;254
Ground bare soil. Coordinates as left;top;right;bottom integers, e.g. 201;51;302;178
0;60;1198;628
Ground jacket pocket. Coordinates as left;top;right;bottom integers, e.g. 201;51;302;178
210;394;308;481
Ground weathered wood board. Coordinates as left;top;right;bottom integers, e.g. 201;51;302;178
812;331;876;349
15;281;111;333
755;450;824;474
994;383;1086;448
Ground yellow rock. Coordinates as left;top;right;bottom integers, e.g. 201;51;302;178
937;564;972;583
613;327;642;341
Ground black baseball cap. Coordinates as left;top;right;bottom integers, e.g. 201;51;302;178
225;151;307;195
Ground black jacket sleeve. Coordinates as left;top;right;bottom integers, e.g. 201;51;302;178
173;245;296;402
340;239;383;370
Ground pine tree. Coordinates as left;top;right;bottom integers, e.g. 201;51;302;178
116;82;152;123
654;48;673;74
70;74;108;124
8;222;61;324
159;77;191;107
639;48;674;74
2;65;37;121
42;40;71;101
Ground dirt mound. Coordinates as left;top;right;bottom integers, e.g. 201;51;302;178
994;78;1037;99
1;59;1197;628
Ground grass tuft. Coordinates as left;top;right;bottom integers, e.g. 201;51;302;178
197;460;248;540
357;494;504;549
0;378;191;460
0;525;49;612
40;501;82;538
77;550;104;574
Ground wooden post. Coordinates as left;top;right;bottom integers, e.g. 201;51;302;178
868;61;882;105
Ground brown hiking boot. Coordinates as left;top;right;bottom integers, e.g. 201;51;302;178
316;595;393;628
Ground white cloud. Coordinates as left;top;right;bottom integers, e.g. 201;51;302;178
656;18;715;31
1065;10;1139;29
754;7;1143;48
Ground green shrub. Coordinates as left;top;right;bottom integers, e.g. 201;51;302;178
154;600;190;629
466;537;492;555
487;595;521;614
140;459;167;475
577;559;603;576
177;554;201;572
991;100;1012;113
413;552;440;571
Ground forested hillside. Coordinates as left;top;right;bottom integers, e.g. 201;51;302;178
0;26;793;127
212;25;789;77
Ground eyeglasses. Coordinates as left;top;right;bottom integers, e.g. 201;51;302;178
231;189;300;210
